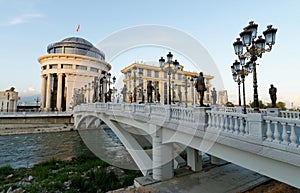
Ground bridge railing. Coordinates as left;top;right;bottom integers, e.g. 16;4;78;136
170;106;195;122
263;116;300;147
207;108;248;136
280;110;300;119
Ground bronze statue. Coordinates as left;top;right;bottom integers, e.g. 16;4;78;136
147;81;154;103
269;84;277;108
195;72;207;106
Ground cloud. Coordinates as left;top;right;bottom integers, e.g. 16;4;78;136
21;87;40;96
8;13;43;25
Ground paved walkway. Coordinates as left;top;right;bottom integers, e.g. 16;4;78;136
133;163;269;193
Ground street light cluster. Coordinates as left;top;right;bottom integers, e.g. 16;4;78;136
159;52;179;105
231;21;277;112
73;72;116;106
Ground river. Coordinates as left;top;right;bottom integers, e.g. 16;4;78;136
0;131;90;169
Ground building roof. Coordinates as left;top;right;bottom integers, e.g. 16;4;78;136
46;37;105;60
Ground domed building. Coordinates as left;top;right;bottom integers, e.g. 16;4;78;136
38;37;111;111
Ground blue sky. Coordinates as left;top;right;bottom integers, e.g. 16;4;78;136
1;0;300;108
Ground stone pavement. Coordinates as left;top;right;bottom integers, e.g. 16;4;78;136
133;163;269;193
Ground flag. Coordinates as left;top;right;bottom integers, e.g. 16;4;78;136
76;24;80;32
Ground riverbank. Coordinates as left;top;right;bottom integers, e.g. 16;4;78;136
0;153;141;193
0;124;75;135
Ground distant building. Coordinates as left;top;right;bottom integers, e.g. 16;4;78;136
38;37;111;111
218;90;228;106
121;61;214;105
0;87;19;112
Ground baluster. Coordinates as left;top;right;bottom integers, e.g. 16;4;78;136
245;119;249;135
224;114;228;131
266;120;273;141
273;121;280;143
289;123;298;147
207;112;212;129
215;113;219;130
229;116;233;133
234;116;239;135
211;113;216;128
281;122;289;145
219;113;224;130
239;117;245;135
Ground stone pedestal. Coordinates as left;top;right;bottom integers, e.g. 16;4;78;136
267;108;280;117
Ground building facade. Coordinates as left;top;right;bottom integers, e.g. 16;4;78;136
218;90;229;106
0;87;19;112
38;37;111;111
121;61;214;106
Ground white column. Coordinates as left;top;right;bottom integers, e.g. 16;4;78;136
152;126;174;180
56;73;63;111
41;75;47;109
65;74;75;111
45;74;52;111
187;147;202;171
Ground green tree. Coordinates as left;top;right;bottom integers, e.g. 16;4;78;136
226;101;234;107
249;100;266;109
276;101;286;110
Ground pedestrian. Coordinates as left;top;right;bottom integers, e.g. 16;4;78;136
195;72;207;106
269;84;277;108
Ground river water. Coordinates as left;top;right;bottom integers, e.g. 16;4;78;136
0;131;91;169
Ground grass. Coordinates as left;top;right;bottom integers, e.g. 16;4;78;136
0;153;141;193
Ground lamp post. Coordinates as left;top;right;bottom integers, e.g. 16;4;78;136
231;59;250;114
159;52;179;105
6;93;10;112
233;21;277;112
138;71;144;103
183;75;188;107
190;77;195;105
133;67;137;102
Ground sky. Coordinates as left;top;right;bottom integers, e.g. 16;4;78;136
0;0;300;108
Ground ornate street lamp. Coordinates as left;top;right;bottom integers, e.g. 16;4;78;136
159;52;179;105
190;77;195;105
231;59;249;114
133;67;137;102
138;70;144;103
233;21;277;112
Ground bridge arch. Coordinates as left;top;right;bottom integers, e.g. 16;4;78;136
75;112;153;176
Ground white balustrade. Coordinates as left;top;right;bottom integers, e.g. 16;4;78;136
264;116;300;147
280;111;300;119
207;110;247;136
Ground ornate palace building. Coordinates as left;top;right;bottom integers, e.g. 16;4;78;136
38;37;111;111
0;87;19;112
121;60;214;105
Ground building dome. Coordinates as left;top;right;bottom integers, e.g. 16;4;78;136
47;37;105;60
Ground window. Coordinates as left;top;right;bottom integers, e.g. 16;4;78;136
54;47;62;53
64;47;75;54
76;65;87;70
178;74;182;80
49;48;54;54
62;64;72;69
90;67;99;73
154;71;159;78
147;70;151;77
139;69;143;77
49;64;58;69
164;72;167;79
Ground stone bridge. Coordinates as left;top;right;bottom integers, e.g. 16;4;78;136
74;103;300;188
